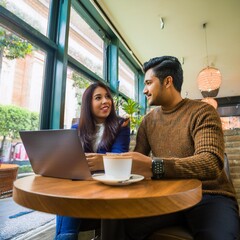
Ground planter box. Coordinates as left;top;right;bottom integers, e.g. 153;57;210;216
0;164;19;197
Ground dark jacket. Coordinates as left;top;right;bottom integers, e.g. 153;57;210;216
71;124;130;153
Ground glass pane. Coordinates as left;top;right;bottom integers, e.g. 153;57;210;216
64;67;92;129
0;0;50;36
118;56;135;99
0;26;46;176
68;6;104;78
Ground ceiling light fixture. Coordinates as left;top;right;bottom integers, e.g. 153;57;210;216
159;17;164;29
197;23;222;98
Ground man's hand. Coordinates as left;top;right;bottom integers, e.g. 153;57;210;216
121;152;152;179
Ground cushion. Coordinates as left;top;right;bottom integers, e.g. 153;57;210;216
147;226;193;240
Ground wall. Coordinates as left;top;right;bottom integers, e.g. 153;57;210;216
224;129;240;207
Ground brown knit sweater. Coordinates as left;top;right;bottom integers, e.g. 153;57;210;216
135;98;236;199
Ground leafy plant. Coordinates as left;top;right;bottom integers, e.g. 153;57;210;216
0;27;33;59
121;98;143;133
72;72;91;116
0;26;34;78
0;105;39;139
0;105;39;159
18;165;33;174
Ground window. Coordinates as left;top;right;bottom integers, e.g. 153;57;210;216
118;55;135;99
64;67;92;129
68;6;105;78
0;26;46;173
0;0;144;181
0;0;50;36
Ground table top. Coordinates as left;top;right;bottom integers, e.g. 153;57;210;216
13;175;202;219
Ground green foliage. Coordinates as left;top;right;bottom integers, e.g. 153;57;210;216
121;98;143;133
18;165;33;174
0;105;39;140
122;98;140;116
72;72;90;91
0;26;33;60
72;72;91;116
0;0;7;7
113;95;122;113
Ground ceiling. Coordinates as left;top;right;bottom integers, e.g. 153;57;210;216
94;0;240;100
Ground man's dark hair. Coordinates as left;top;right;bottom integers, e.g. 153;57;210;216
143;56;183;92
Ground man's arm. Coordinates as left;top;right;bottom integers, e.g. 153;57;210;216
124;103;225;181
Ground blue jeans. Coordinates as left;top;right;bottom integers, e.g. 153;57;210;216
55;216;100;240
124;194;240;240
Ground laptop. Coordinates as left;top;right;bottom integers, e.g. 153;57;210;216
19;129;92;180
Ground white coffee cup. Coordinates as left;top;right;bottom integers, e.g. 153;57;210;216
103;155;132;181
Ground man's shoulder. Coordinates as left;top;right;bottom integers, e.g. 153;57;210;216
144;106;161;118
184;99;219;123
186;98;216;111
140;107;162;128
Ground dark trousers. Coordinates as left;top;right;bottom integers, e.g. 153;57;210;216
121;194;240;240
55;194;239;240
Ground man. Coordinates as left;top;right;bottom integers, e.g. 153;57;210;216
122;56;239;240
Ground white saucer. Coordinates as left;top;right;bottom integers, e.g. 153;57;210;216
92;174;144;186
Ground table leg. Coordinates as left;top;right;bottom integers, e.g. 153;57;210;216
101;219;125;240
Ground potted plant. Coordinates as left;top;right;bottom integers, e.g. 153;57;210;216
121;98;143;134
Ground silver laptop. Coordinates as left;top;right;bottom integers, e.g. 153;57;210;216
19;129;92;180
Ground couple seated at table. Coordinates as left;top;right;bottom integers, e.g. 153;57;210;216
56;56;239;240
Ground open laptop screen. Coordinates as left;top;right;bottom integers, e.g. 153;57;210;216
19;129;92;180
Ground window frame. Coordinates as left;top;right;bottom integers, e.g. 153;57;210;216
0;0;145;132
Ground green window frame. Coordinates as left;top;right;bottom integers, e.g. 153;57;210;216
0;0;146;131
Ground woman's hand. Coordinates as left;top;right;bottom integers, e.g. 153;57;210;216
121;152;152;179
85;153;104;171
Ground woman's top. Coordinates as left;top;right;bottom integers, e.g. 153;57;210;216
71;122;130;154
92;123;105;152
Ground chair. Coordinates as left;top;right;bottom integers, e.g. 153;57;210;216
147;226;193;240
147;153;232;240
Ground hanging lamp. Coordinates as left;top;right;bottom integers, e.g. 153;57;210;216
197;23;222;98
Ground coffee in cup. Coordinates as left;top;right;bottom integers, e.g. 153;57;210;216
103;155;132;180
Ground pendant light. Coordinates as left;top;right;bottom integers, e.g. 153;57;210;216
197;23;222;98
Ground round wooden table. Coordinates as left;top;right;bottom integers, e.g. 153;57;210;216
13;175;202;219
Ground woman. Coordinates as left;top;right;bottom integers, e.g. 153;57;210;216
55;82;130;240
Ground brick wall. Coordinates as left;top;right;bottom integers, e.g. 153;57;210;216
224;129;240;207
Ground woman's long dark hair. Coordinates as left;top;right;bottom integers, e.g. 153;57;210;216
78;82;122;152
